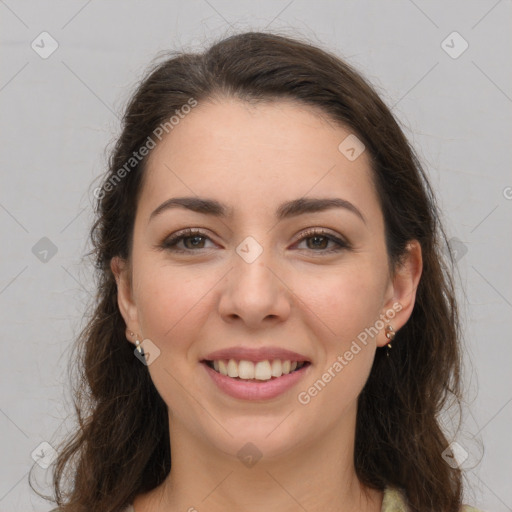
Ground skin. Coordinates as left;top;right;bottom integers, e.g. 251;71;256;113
112;97;422;512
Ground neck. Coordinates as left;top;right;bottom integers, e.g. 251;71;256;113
135;403;383;512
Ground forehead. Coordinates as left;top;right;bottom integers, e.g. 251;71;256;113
139;97;380;224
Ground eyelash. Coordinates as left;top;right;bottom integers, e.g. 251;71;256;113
159;228;350;254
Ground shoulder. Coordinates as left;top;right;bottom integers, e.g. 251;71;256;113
49;506;134;512
381;487;409;511
461;506;486;512
381;487;486;512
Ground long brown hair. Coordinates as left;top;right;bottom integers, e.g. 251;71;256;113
33;30;469;512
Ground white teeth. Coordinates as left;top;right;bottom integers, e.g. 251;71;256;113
238;360;255;379
210;359;306;381
254;360;272;380
218;360;228;376
227;359;239;378
270;359;282;377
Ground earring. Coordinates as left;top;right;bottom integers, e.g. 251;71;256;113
385;325;396;357
130;331;143;355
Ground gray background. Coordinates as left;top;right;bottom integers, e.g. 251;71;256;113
1;1;511;511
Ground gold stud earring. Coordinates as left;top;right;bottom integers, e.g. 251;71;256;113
385;325;396;357
129;330;143;355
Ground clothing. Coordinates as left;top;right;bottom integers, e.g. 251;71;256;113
121;486;484;511
381;486;484;512
51;486;485;511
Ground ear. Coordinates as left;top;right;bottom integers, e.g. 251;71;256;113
111;256;141;345
377;240;423;348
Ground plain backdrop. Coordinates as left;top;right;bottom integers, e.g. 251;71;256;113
1;1;511;511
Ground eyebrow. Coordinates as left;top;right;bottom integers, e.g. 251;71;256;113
148;196;366;224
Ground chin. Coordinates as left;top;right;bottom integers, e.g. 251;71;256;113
201;415;306;463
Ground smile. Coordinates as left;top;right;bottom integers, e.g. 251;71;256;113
201;359;312;401
204;359;310;381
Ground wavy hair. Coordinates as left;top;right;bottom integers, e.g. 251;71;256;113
33;30;468;512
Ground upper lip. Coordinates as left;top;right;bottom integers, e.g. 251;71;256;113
203;346;310;363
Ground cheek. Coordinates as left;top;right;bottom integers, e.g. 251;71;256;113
134;262;215;349
291;261;387;344
292;267;384;419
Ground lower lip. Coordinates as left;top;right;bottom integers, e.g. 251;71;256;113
202;362;311;401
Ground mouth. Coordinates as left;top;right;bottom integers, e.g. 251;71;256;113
201;359;311;382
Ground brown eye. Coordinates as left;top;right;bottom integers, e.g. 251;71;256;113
182;235;207;249
295;229;349;253
160;229;214;253
305;234;329;250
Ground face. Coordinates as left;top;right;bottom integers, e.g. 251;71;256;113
113;97;421;463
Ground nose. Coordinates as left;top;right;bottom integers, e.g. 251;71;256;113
218;251;292;329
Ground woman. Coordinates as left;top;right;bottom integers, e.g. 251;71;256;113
39;31;484;512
